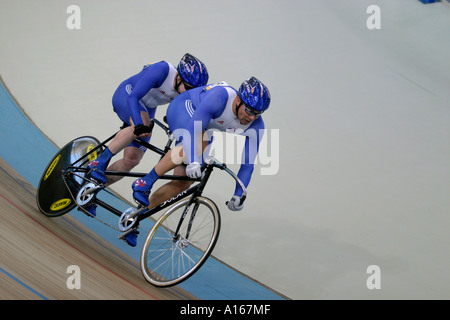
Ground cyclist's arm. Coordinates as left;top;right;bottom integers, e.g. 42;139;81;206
128;62;169;126
234;117;265;197
183;87;228;163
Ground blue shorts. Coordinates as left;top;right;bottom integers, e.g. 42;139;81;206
112;82;154;151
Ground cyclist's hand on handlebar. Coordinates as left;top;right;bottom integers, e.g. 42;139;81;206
133;124;152;138
227;195;244;211
186;162;202;179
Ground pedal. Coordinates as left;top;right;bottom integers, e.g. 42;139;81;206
118;207;138;231
76;181;103;206
118;227;138;240
118;206;147;231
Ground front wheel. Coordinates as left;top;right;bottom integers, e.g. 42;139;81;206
140;196;221;287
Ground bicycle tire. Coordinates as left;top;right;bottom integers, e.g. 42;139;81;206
36;136;102;217
140;196;221;287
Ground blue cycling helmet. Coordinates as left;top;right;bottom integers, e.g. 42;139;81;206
177;53;209;87
238;76;271;112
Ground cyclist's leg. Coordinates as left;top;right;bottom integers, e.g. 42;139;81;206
132;94;190;205
109;84;153;156
106;145;145;184
89;84;152;184
133;136;209;206
84;86;151;216
132;92;208;206
154;91;204;173
147;164;193;209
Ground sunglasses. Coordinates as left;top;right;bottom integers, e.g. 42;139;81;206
243;104;263;117
181;80;194;91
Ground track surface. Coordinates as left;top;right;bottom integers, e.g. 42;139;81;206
0;157;197;300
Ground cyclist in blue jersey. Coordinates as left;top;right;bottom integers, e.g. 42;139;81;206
129;77;271;245
84;53;209;226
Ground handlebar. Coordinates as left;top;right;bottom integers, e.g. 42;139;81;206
204;156;247;206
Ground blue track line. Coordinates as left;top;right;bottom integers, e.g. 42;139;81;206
0;266;49;300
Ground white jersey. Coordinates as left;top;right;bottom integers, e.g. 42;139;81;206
139;63;179;109
206;85;252;134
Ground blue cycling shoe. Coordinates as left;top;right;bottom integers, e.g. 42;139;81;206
124;230;139;247
87;160;107;185
84;204;97;217
132;179;151;207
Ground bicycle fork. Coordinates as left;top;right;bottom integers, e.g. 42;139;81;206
173;198;200;244
171;164;213;243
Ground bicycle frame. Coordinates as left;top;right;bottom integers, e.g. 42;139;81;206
135;160;215;222
61;117;247;239
62;118;215;215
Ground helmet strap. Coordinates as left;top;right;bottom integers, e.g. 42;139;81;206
174;74;182;93
235;97;243;118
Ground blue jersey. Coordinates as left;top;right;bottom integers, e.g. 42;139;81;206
113;61;179;126
166;83;265;196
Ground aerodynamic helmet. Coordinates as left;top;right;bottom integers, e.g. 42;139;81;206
177;53;209;88
238;76;271;113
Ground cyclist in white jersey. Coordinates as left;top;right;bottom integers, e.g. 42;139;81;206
84;53;209;223
131;77;271;246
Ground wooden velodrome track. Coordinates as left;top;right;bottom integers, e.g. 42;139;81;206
0;156;197;300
